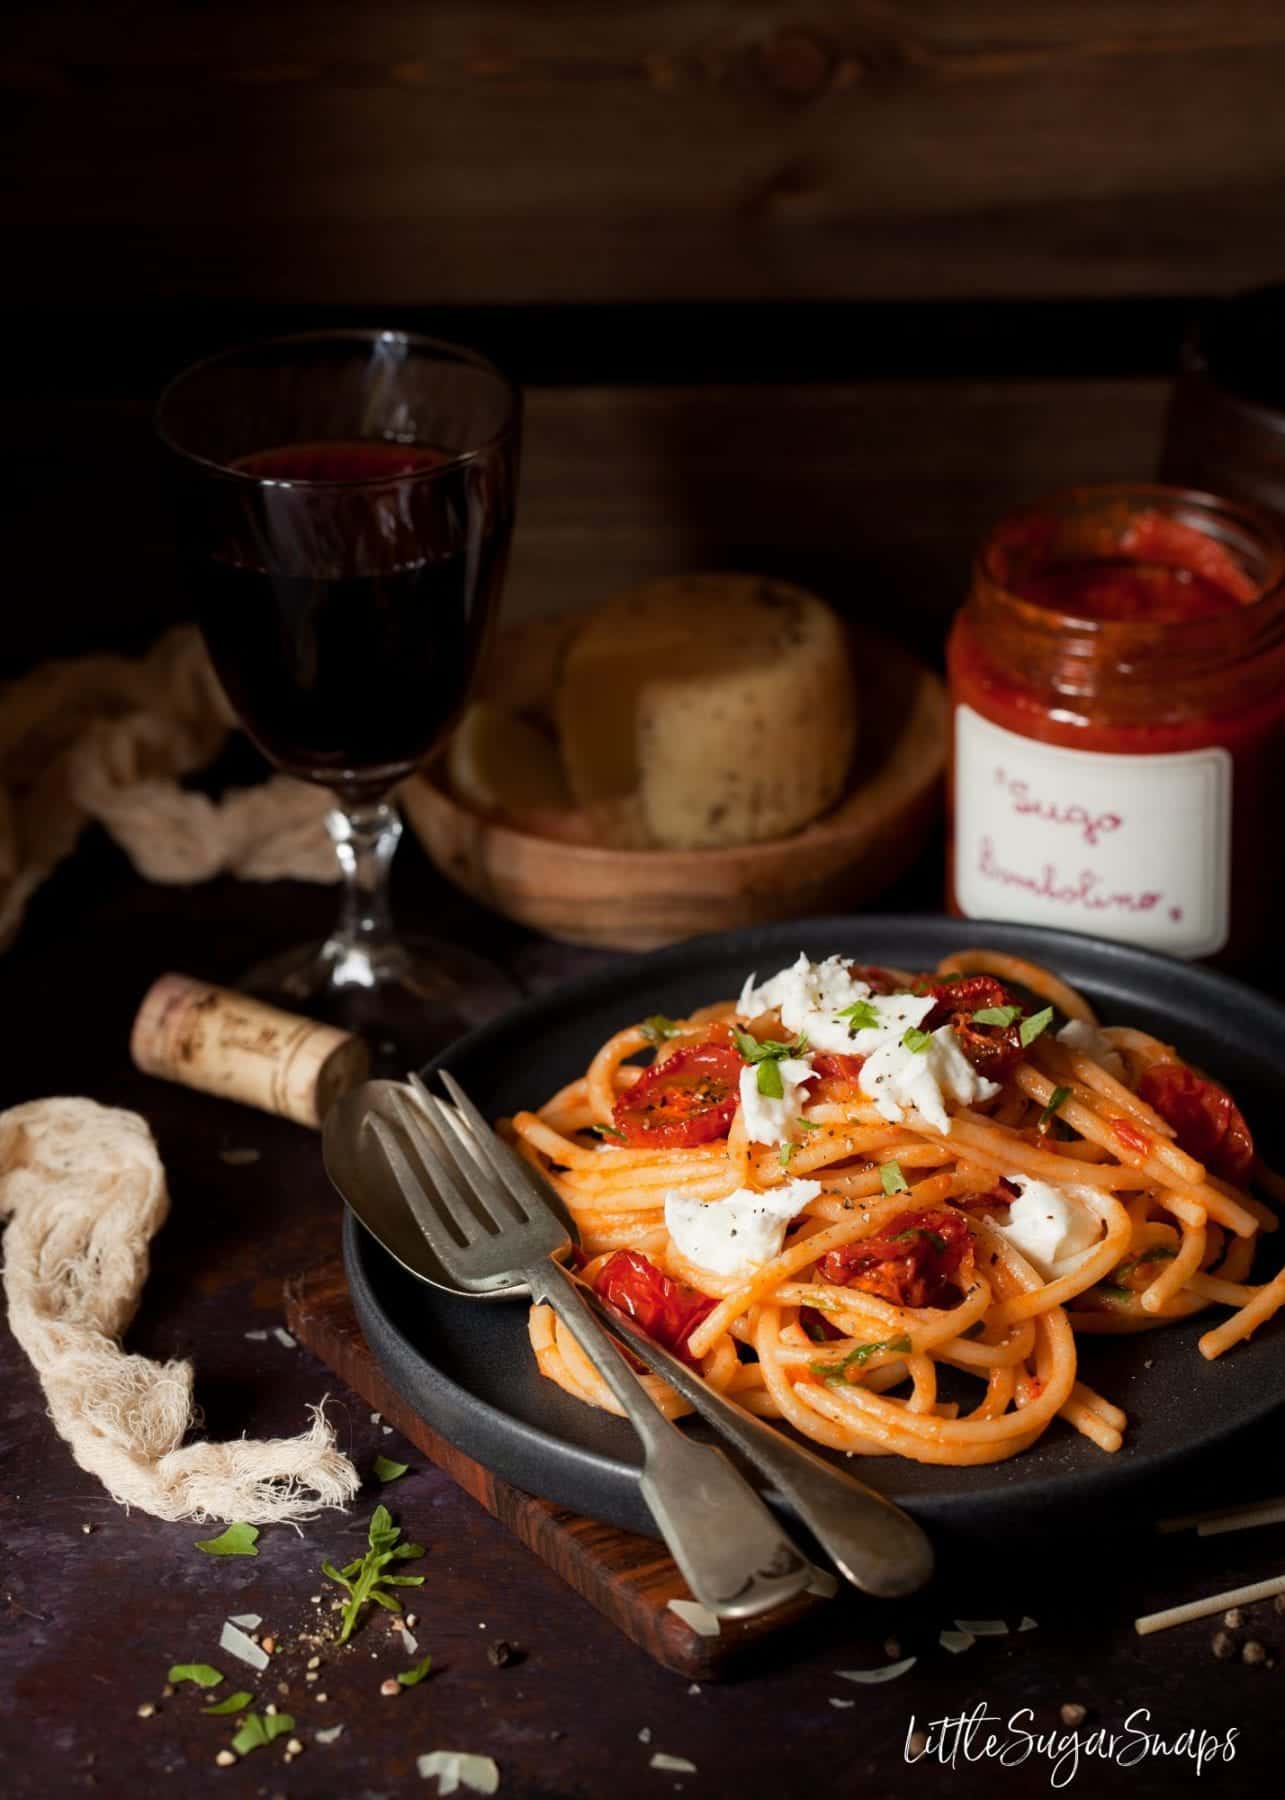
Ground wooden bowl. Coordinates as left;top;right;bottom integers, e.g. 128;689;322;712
402;622;946;952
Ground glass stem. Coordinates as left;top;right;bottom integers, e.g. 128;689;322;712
325;798;402;981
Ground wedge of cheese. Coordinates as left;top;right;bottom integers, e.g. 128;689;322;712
554;574;857;849
447;701;571;816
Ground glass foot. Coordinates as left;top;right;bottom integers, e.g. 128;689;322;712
240;933;520;1072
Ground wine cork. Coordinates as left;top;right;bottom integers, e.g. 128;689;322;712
131;973;370;1128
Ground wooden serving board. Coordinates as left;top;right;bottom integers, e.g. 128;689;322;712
284;1260;824;1679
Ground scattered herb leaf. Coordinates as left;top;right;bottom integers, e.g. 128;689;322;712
810;1335;913;1384
585;1122;627;1142
732;1026;809;1065
779;1141;796;1169
756;1058;784;1099
230;1710;294;1756
971;1005;1022;1027
893;1227;947;1253
397;1654;434;1687
194;1522;259;1557
835;999;881;1033
640;1015;683;1043
1114;1247;1178;1283
168;1663;223;1689
1019;1006;1055;1048
880;1161;909;1196
322;1505;425;1644
372;1455;409;1484
901;1026;933;1055
796;1117;822;1132
1038;1085;1072;1130
203;1691;253;1716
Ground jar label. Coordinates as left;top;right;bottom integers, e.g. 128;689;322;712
954;706;1231;958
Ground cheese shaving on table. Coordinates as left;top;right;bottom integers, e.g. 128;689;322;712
416;1751;501;1795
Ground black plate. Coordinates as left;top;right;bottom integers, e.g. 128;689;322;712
345;916;1285;1536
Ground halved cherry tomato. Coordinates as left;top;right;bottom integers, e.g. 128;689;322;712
612;1028;743;1148
1136;1062;1255;1185
595;1250;716;1363
818;1207;975;1309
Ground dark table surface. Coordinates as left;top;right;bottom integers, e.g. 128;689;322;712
2;823;1282;1800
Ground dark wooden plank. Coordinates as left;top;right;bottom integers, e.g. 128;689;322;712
283;1259;822;1680
5;2;1285;304
1;373;1168;676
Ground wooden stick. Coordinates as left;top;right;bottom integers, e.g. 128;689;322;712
1134;1572;1285;1635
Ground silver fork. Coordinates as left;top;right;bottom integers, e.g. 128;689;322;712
419;1072;932;1600
365;1080;817;1621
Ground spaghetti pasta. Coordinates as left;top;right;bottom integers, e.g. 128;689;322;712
507;949;1283;1467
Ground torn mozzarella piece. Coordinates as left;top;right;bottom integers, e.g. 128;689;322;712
1057;1018;1124;1077
664;1179;820;1277
857;1017;1000;1135
995;1174;1104;1278
738;1057;814;1145
737;953;874;1054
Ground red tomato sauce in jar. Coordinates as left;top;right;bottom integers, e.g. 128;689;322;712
947;485;1285;966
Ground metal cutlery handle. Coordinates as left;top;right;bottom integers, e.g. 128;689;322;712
529;1258;815;1620
582;1286;933;1599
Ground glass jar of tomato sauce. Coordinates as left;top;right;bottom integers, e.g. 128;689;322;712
947;483;1285;964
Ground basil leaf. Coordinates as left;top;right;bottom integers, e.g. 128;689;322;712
194;1522;259;1557
971;1005;1021;1027
640;1014;683;1043
397;1655;434;1687
734;1026;808;1065
796;1117;823;1132
231;1711;295;1756
372;1455;408;1484
835;999;880;1033
1019;1006;1055;1048
893;1227;947;1253
779;1141;796;1169
203;1691;253;1716
880;1160;909;1196
168;1663;223;1688
756;1058;785;1100
1037;1085;1072;1130
585;1122;627;1142
901;1027;933;1055
810;1334;913;1384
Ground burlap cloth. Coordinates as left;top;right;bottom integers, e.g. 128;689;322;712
0;624;338;952
0;634;360;1519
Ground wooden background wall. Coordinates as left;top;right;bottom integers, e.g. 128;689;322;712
5;1;1285;670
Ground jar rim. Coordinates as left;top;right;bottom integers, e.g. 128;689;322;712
973;481;1285;659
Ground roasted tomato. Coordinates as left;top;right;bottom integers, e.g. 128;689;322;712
808;1051;867;1094
818;1207;975;1309
612;1029;743;1147
595;1250;716;1362
910;974;1025;1079
1136;1062;1255;1185
844;964;906;996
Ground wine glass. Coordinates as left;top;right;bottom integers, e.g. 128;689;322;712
157;329;521;1057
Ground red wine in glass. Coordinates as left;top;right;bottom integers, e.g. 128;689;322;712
158;332;522;1059
197;440;506;797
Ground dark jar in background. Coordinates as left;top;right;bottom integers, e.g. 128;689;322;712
1161;284;1285;523
947;483;1285;965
